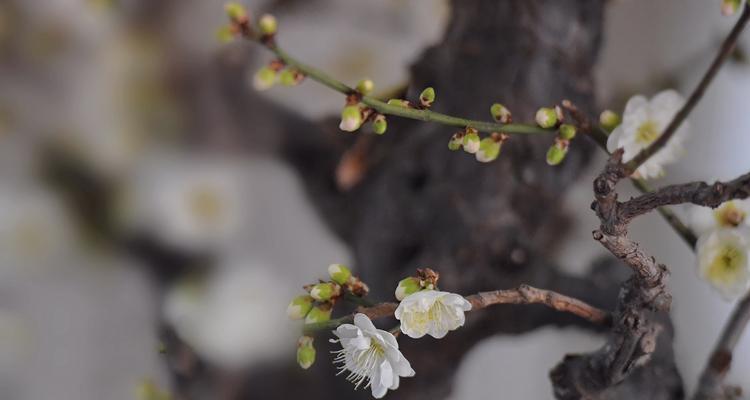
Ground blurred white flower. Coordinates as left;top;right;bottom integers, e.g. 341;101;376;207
163;261;292;367
394;290;472;339
332;313;414;398
606;90;688;179
696;228;750;300
127;155;249;249
689;199;750;236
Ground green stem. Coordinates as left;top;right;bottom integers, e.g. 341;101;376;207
269;45;553;135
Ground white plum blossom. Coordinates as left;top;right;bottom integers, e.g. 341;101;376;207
696;228;750;300
394;290;472;339
331;313;414;398
689;199;750;236
606;90;688;179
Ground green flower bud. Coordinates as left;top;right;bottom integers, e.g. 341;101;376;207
297;336;316;370
136;379;170;400
305;305;332;324
339;105;363;132
546;139;569;166
278;68;301;86
253;66;277;91
387;99;410;108
448;132;464;151
216;25;235;43
476;137;501;163
599;110;621;133
328;263;352;285
356;79;374;96
559;124;577;140
286;295;314;320
462;128;480;154
372;114;387;135
490;103;512;124
722;0;742;16
310;282;339;301
419;87;436;107
535;107;558;129
224;2;247;21
395;277;422;301
258;14;277;35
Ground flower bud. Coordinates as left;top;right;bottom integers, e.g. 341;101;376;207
387;99;410;108
722;0;742;16
339;105;363;132
372;114;387;135
287;295;314;320
462;128;480;154
297;336;316;370
253;66;277;91
216;25;235;43
599;110;621;133
535;107;558;129
310;282;340;301
258;14;278;35
546;139;569;166
490;103;512;123
559;124;577;140
356;79;374;96
476;137;501;163
448;132;464;151
328;263;352;285
278;68;302;86
305;305;332;324
419;87;436;107
224;2;248;21
395;277;422;301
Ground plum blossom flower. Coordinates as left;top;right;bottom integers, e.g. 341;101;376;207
689;199;750;236
394;290;472;339
606;90;688;179
331;313;414;398
696;228;750;300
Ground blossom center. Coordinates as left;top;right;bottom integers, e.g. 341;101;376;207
714;202;746;228
188;186;224;224
635;120;660;145
707;244;746;284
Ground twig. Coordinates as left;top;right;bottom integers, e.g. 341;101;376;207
693;290;750;400
625;5;750;174
303;285;611;334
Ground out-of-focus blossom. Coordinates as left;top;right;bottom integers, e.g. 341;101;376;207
606;90;688;179
689;199;750;235
696;228;750;300
331;313;414;398
163;261;292;367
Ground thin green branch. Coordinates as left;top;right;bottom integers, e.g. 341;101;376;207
625;5;750;173
265;43;554;135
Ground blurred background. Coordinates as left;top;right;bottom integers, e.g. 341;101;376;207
0;0;749;399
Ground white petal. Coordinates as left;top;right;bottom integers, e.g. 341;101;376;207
353;313;378;334
689;206;719;235
606;126;624;153
648;89;684;128
334;323;360;339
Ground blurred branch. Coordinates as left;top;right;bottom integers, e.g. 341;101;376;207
693;290;750;400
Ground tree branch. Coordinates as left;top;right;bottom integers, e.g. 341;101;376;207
625;5;750;174
303;285;611;335
693;290;750;400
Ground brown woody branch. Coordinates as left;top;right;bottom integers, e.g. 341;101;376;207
303;285;611;334
693;290;750;400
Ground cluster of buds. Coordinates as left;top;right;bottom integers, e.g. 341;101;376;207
286;263;370;369
395;267;440;301
253;59;305;91
448;127;508;163
218;3;277;43
385;86;436;111
546;123;576;166
339;81;387;134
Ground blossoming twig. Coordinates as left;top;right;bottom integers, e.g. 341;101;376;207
303;285;611;335
625;4;750;174
693;290;750;399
